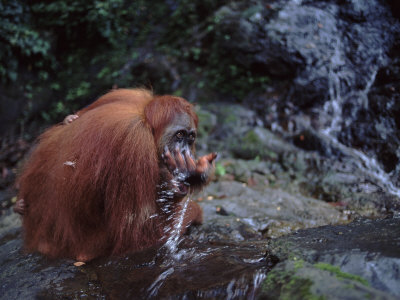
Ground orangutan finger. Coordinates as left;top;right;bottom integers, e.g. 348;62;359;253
64;114;79;125
205;152;218;163
174;146;186;171
195;157;209;173
163;146;177;172
184;150;196;172
13;198;25;215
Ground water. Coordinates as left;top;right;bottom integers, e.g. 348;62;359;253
147;266;175;298
146;164;278;298
145;174;273;299
147;195;191;297
265;0;400;199
156;172;198;261
281;23;400;198
142;241;273;299
318;44;400;197
319;132;400;198
162;197;190;258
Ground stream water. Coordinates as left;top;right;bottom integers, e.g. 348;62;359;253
0;200;276;299
131;176;273;299
96;240;273;299
143;196;272;299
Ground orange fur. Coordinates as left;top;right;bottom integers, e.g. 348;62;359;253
18;89;204;260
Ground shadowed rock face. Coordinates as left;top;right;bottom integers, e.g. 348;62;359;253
213;0;400;191
216;0;398;105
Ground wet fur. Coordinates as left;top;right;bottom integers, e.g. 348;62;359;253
18;89;203;260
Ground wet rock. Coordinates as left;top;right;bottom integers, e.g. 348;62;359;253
0;214;85;299
209;0;400;196
0;208;20;239
338;49;400;178
0;207;275;299
266;217;400;297
196;102;297;162
191;180;347;241
195;100;400;218
212;0;399;104
258;259;396;300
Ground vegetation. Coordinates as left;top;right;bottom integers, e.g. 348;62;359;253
0;0;270;133
314;263;370;286
262;267;325;300
261;260;371;300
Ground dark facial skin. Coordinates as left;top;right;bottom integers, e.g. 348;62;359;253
159;113;197;157
159;113;217;200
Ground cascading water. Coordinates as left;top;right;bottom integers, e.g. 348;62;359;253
319;43;400;197
264;0;400;199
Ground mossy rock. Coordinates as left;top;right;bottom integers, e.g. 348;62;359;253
195;107;217;139
230;129;279;160
258;260;394;300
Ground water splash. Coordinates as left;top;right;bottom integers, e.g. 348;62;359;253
156;170;192;256
162;197;190;259
249;271;267;299
323;64;380;136
148;173;272;298
147;267;174;298
322;38;345;135
148;174;195;297
226;270;266;300
193;269;267;300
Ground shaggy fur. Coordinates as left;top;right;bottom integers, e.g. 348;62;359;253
17;89;204;260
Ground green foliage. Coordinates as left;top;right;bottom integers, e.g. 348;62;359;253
0;0;152;122
155;1;270;99
1;0;271;127
215;162;227;177
0;1;52;83
66;82;91;102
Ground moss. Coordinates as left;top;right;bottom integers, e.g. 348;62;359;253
293;259;304;271
195;108;217;139
314;263;370;286
242;130;261;144
231;130;278;160
261;268;325;300
283;276;324;300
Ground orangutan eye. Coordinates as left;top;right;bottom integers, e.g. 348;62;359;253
189;132;196;141
175;131;185;139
